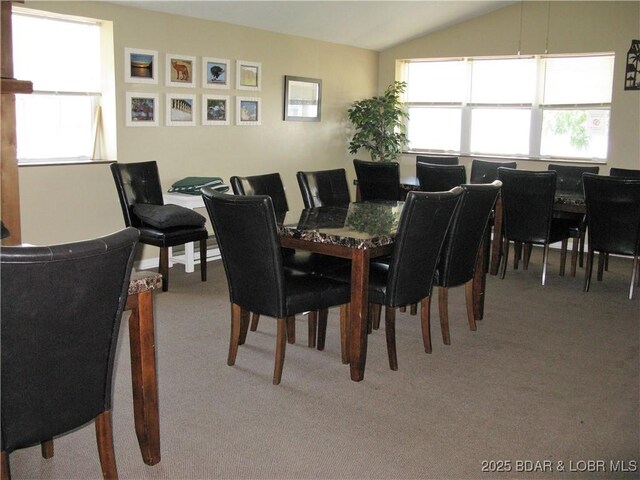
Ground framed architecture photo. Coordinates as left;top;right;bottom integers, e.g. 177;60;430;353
236;60;261;91
202;57;230;89
202;94;230;125
284;76;322;121
166;93;196;126
236;96;261;126
124;48;158;84
126;92;159;127
166;53;196;87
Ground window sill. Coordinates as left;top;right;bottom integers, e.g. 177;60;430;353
405;151;607;165
18;159;115;167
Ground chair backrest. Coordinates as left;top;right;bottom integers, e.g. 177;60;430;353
353;159;400;201
610;167;640;178
1;228;139;454
497;168;557;244
415;154;459;165
384;187;463;307
547;163;599;197
230;172;289;215
583;173;640;256
110;161;165;228
416;162;466;192
296;168;350;208
201;188;290;318
435;181;502;288
470;159;517;184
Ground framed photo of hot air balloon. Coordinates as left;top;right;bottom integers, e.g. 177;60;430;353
202;57;230;89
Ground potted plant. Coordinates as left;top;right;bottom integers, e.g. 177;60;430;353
347;81;409;162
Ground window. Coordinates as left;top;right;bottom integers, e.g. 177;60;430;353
12;9;105;163
403;54;614;161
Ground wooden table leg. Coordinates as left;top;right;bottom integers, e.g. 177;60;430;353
489;195;503;276
349;249;370;381
126;290;161;465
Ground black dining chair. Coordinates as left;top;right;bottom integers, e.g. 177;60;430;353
610;167;640;178
582;173;640;299
110;161;208;291
323;188;463;370
201;188;351;384
470;159;517;184
416;162;466;192
416;154;459;165
431;181;502;345
497;168;573;285
353;159;401;201
548;163;600;275
296;168;351;208
1;227;139;480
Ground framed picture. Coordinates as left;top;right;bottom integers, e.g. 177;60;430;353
126;92;159;127
166;53;196;88
236;96;261;126
202;57;230;89
124;48;158;84
166;93;196;126
202;94;230;125
284;76;322;122
236;60;261;91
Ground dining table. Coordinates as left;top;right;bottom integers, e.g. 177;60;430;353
278;201;403;381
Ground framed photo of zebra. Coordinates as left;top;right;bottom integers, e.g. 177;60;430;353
166;53;196;88
166;93;196;126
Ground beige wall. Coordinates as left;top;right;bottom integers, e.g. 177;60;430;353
18;1;378;258
379;1;640;179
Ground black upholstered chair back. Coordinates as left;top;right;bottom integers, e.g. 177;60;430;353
202;188;289;317
416;154;459;165
610;167;640;178
296;168;350;208
416;162;466;192
470;159;517;184
497;168;557;244
353;159;401;201
583;174;640;256
547;164;599;197
435;182;502;288
110;161;165;228
230;173;289;215
1;228;138;455
384;187;463;307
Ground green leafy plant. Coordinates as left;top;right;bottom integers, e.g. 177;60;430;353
347;81;409;162
548;111;590;150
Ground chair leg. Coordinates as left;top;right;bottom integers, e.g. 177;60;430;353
238;308;250;345
559;238;568;277
384;306;398;371
438;287;451;345
605;252;609;271
410;303;417;315
542;243;550;286
1;451;10;480
522;243;532;270
597;252;605;281
307;311;317;348
41;439;53;459
371;304;381;331
339;304;350;364
583;249;594;292
465;279;477;331
95;410;118;480
500;239;510;279
286;316;296;344
159;247;169;291
570;236;579;277
317;309;328;350
274;317;287;385
630;255;639;300
514;242;522;270
420;296;432;354
250;313;260;332
228;303;242;366
199;238;207;282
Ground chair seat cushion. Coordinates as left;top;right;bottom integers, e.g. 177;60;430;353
133;204;206;229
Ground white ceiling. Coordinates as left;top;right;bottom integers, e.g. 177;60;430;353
112;1;513;51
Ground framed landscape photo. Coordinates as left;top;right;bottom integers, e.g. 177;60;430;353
284;75;322;122
166;53;196;88
202;57;230;89
126;92;159;127
236;60;261;91
166;93;196;126
124;48;158;84
202;94;230;125
236;96;261;126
